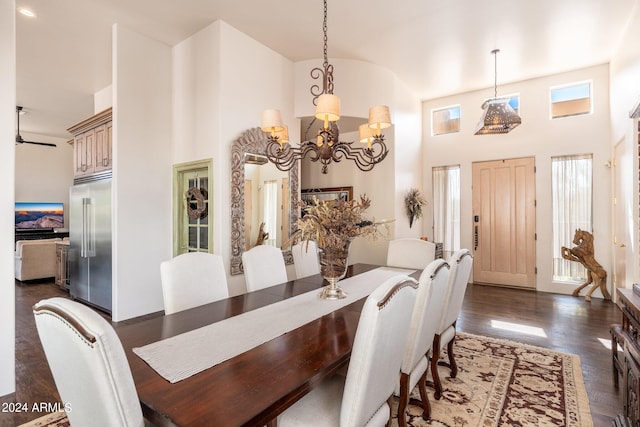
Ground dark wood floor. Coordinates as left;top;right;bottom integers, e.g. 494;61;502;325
1;279;623;427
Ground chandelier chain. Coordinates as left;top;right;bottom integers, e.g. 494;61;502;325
493;49;498;99
263;0;390;173
322;0;328;68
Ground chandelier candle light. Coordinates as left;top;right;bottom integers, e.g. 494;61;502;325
474;49;522;135
261;0;391;174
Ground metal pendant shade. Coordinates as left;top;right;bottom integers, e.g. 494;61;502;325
474;49;521;135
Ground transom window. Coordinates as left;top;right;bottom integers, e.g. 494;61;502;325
505;95;520;113
431;105;460;136
550;81;591;118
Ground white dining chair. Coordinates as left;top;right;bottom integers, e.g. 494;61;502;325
160;252;229;315
430;249;473;399
386;238;436;270
396;258;450;425
277;274;418;427
242;244;288;291
291;240;321;279
33;297;147;427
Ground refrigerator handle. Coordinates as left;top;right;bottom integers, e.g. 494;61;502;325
81;198;88;258
82;198;96;258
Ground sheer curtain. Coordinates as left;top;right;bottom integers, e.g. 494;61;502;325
432;165;460;258
552;154;592;282
263;180;277;247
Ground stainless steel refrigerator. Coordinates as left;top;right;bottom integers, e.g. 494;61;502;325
69;177;112;313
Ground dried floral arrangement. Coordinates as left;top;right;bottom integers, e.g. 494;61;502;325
290;194;383;252
405;188;427;228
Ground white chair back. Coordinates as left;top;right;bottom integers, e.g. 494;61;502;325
160;252;229;315
386;238;436;270
438;249;473;335
242;244;288;291
33;297;145;427
341;275;418;426
401;258;450;377
395;259;450;422
291;240;321;279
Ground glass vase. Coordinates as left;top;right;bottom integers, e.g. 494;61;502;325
318;238;353;299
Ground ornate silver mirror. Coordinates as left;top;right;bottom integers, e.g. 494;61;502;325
230;127;298;275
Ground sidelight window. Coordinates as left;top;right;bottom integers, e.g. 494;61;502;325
432;165;460;258
551;154;592;282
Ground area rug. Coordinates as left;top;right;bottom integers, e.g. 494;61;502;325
390;332;593;426
18;332;592;427
16;411;68;427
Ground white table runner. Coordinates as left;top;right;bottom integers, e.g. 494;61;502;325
133;267;415;383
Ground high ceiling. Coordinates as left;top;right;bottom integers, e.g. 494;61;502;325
16;0;638;139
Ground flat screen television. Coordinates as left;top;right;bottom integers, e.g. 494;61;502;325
15;202;64;230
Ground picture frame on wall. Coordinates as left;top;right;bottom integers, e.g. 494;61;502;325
301;186;353;203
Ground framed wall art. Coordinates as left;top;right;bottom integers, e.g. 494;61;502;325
301;186;353;203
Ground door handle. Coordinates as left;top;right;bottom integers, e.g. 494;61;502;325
621;243;626;248
474;225;479;251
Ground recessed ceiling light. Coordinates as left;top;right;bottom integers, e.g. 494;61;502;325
17;7;36;18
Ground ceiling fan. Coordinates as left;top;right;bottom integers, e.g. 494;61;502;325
15;106;56;147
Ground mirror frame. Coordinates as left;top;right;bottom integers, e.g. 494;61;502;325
230;127;298;275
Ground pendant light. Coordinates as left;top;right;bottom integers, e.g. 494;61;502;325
474;49;522;135
260;0;390;174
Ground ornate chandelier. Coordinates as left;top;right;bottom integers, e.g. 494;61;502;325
474;49;522;135
261;0;391;174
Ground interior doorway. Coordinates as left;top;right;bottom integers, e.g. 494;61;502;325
173;159;213;256
613;139;629;297
472;157;536;288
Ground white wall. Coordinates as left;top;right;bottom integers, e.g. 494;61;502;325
423;64;612;297
112;25;173;321
94;85;113;113
0;0;15;397
15;134;73;230
295;59;422;265
392;78;424;237
610;2;640;288
173;21;295;296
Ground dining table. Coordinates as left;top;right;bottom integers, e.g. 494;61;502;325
115;263;421;427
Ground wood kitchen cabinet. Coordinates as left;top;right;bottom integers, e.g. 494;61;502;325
67;107;112;178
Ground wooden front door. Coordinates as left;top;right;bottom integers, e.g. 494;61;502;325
472;157;536;288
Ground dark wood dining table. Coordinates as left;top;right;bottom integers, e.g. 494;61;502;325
115;264;420;427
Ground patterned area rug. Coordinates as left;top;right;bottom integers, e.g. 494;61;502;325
19;332;592;427
16;411;68;427
391;332;593;426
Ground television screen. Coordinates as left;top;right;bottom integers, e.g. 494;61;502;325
15;202;64;230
